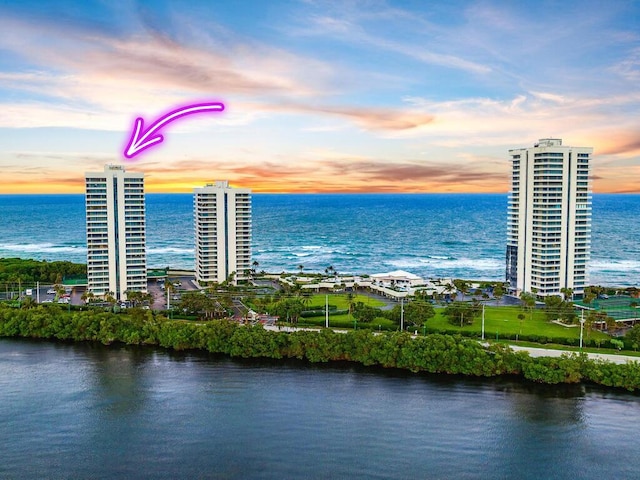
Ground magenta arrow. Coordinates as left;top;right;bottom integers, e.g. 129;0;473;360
124;102;225;159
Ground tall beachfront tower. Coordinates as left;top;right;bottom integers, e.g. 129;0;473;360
506;139;592;297
85;165;147;301
194;181;252;285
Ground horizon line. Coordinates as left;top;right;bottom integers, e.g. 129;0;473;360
2;190;639;195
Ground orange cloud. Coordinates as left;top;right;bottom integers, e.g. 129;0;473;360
284;103;435;130
4;144;640;195
596;136;640;156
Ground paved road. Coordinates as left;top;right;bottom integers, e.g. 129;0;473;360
148;281;166;310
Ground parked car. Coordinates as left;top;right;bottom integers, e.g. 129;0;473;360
47;288;56;294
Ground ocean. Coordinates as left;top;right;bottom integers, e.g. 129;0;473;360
0;193;638;286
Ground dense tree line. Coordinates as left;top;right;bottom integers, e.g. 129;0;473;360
1;303;640;391
0;258;86;284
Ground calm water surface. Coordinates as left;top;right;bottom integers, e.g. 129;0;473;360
1;339;639;479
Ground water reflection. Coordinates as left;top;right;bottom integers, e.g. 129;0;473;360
1;339;639;480
80;344;152;416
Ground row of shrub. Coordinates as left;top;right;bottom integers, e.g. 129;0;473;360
1;304;640;391
300;308;348;318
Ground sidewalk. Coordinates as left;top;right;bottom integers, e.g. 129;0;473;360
262;324;640;364
507;344;639;365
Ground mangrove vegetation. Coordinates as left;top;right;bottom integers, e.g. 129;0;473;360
1;303;640;392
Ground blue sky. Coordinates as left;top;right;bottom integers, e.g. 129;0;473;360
0;0;638;192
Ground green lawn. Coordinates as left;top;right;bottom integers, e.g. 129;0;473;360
299;293;390;329
427;305;609;341
306;293;386;310
294;298;613;342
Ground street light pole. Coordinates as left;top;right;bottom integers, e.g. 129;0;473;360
482;303;485;341
580;308;585;352
325;294;329;328
400;298;404;332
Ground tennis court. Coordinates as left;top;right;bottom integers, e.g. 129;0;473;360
575;296;640;322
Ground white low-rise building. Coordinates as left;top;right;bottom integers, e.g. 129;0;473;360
280;270;456;301
370;270;424;288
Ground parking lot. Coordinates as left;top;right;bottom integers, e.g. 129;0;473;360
4;274;200;311
148;275;199;310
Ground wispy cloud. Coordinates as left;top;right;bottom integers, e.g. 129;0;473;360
610;47;640;82
0;13;433;134
0;0;638;193
290;10;491;74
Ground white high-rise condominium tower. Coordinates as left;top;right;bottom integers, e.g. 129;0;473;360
194;181;252;285
506;139;592;297
85;165;147;300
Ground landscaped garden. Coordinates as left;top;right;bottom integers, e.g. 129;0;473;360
294;293;613;346
298;293;394;329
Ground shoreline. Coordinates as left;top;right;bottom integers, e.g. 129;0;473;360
1;305;639;392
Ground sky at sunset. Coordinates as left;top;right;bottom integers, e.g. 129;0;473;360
0;0;639;194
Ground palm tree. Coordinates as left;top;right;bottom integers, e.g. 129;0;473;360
165;279;176;297
301;290;313;310
290;283;302;297
81;290;95;305
53;273;64;298
519;291;536;322
104;291;116;309
493;283;505;304
443;282;456;302
346;291;356;318
560;287;573;301
124;290;137;306
605;315;617;334
583;287;596;307
453;279;469;300
7;274;20;300
297;264;304;276
21;297;36;309
244;268;253;282
585;311;598;340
